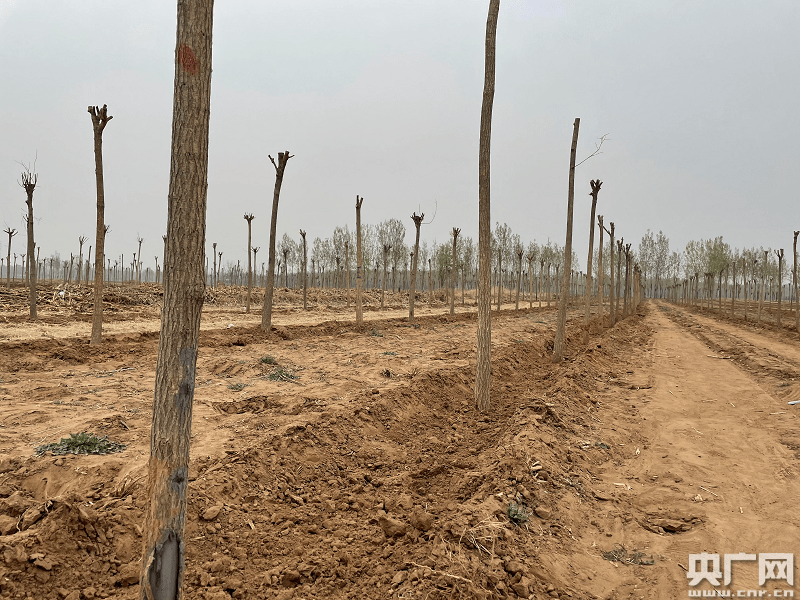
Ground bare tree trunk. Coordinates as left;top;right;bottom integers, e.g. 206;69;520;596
552;118;580;363
776;248;784;328
461;264;466;306
428;259;434;306
137;237;144;285
4;229;17;288
607;224;615;325
140;2;213;597
244;213;254;313
88;106;112;344
381;245;390;309
730;260;736;317
261;151;292;332
758;250;767;324
623;243;631;318
21;170;37;319
476;0;498;412
527;255;534;308
345;240;350;309
77;236;86;286
615;240;623;320
584;180;601;325
794;231;799;332
598;216;605;320
300;230;307;311
743;259;748;321
355;197;364;324
408;213;423;321
515;248;522;310
211;242;217;288
451;228;460;315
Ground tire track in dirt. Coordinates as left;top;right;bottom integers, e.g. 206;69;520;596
583;304;800;599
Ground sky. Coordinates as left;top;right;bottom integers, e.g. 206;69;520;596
0;0;798;272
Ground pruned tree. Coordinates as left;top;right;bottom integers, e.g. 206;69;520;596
244;213;255;313
300;230;308;310
758;250;767;324
136;236;144;285
3;228;16;288
211;242;217;287
355;196;364;324
552;118;580;362
140;1;213;597
493;222;510;310
776;248;784;327
597;216;605;315
794;231;799;332
345;239;350;307
451;228;460;315
476;0;498;411
19;163;38;319
408;212;424;322
515;243;523;311
88;105;112;340
584;180;602;325
381;243;391;309
252;247;260;288
525;242;537;309
77;236;87;286
623;242;631;317
261;151;293;332
616;239;624;319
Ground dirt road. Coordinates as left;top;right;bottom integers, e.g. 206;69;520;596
578;303;800;599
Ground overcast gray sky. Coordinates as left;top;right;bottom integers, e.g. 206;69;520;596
1;0;798;271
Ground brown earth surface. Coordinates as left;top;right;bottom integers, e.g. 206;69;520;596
0;286;797;599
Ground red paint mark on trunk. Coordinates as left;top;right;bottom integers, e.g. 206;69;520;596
178;45;198;75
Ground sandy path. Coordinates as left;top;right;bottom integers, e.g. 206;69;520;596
584;305;800;598
0;299;558;343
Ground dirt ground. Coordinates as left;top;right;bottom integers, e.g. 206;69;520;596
0;285;797;599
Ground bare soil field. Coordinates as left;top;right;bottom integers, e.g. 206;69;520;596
0;286;797;599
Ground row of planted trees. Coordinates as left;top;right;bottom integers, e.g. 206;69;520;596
5;1;646;594
663;233;800;331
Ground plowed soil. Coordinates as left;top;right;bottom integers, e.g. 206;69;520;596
0;286;797;599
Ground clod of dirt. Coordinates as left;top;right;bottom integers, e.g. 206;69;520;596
534;505;552;520
377;515;407;537
409;507;434;531
201;505;222;521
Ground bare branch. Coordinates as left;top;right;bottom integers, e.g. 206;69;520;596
575;133;609;168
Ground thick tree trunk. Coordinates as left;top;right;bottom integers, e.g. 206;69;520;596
552;118;580;363
476;0;498;412
355;197;364;324
261;151;291;332
584;181;601;325
140;2;213;598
